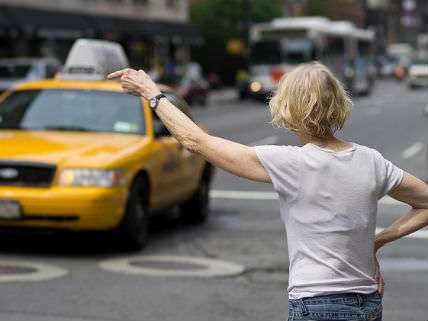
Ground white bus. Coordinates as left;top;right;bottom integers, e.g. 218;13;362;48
240;17;375;99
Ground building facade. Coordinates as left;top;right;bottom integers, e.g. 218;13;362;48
366;0;428;45
0;0;201;67
283;0;366;27
283;0;428;51
0;0;189;23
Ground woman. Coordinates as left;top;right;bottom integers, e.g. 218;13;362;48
108;62;428;321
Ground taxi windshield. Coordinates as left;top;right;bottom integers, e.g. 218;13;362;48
0;89;145;135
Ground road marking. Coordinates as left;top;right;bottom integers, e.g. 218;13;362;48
376;227;428;240
210;190;407;206
250;135;278;146
211;190;278;200
379;195;407;206
99;255;244;278
379;257;428;271
211;190;428;240
402;142;424;159
0;260;67;282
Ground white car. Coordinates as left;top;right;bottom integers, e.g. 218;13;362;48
408;58;428;88
0;57;62;94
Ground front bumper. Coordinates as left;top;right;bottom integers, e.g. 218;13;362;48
0;185;128;231
408;76;428;87
243;86;275;100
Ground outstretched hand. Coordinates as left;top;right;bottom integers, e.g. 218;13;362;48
107;68;160;99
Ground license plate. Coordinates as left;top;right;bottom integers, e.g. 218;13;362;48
0;200;21;219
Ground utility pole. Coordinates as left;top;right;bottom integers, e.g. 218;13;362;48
242;0;251;52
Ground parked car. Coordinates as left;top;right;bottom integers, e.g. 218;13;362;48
408;57;428;88
387;43;413;81
0;57;61;94
0;39;214;249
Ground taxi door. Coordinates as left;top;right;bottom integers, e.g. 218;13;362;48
163;93;201;192
150;121;183;206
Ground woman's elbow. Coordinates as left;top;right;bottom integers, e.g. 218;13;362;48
181;133;203;153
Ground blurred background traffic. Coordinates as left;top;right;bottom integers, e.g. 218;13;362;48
0;0;427;100
0;1;427;321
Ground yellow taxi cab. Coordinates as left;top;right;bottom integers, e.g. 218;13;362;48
0;39;214;249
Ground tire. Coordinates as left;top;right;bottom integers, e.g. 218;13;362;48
186;96;194;106
179;174;210;224
117;176;149;250
238;89;247;100
199;94;207;106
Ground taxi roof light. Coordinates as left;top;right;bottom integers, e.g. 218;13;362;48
59;39;129;81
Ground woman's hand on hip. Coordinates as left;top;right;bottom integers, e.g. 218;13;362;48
373;253;385;298
107;68;160;99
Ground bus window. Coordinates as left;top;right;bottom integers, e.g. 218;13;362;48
322;36;348;81
327;37;346;56
250;40;281;65
357;40;372;57
282;38;316;64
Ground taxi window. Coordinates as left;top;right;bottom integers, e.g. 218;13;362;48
0;89;145;135
0;64;33;79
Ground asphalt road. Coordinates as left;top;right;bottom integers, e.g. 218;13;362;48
0;80;427;321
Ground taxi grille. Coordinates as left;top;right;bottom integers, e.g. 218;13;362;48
0;161;56;187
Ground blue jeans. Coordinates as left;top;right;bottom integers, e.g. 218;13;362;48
288;291;382;321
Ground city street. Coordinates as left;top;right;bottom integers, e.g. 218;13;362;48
0;79;427;321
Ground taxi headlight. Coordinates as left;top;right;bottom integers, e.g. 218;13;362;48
59;169;124;187
249;81;262;93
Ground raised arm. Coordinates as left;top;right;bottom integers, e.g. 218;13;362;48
375;172;428;251
107;68;270;183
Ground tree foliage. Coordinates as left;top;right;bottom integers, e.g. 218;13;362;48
190;0;283;44
307;0;330;18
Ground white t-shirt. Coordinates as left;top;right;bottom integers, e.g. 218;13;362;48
254;142;404;299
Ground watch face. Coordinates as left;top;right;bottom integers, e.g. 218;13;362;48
149;98;157;109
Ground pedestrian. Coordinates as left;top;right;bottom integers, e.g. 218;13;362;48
108;62;428;321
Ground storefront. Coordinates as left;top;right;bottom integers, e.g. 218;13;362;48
0;5;202;67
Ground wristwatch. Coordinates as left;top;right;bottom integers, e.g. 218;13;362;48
148;93;166;110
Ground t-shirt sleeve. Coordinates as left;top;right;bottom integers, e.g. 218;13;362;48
254;145;300;198
374;150;404;198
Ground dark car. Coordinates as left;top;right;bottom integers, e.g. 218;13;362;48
161;62;209;106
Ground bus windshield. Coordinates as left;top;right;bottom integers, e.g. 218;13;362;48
283;38;315;64
250;38;315;65
250;40;281;65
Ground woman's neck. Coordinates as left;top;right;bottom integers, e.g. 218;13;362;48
298;133;352;151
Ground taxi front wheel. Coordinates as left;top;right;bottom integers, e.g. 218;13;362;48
179;176;210;224
116;176;148;250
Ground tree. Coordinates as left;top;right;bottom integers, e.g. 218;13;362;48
307;0;330;18
190;0;283;85
190;0;283;45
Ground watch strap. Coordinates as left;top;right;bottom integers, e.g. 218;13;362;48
149;93;166;110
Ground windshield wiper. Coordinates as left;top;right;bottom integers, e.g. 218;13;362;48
42;125;91;132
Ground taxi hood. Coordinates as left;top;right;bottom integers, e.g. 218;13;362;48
0;130;150;167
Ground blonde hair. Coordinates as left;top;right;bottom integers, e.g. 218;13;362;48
269;62;352;138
